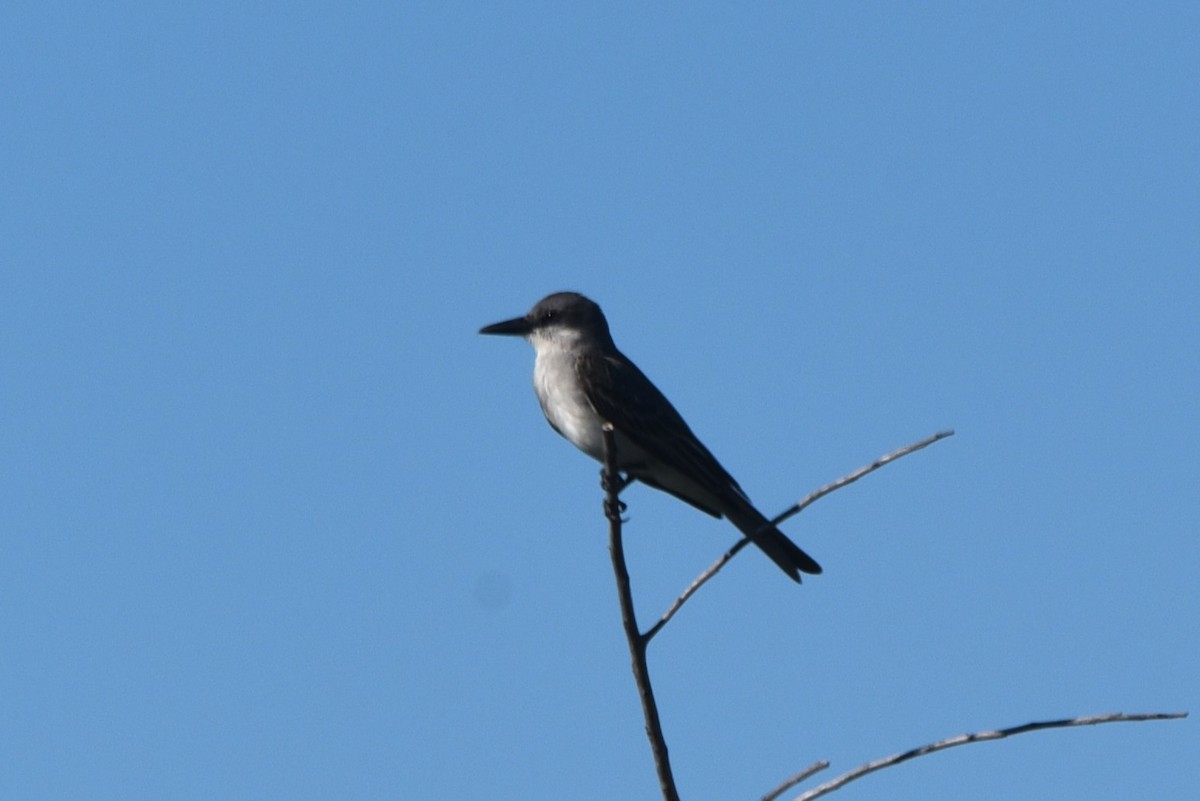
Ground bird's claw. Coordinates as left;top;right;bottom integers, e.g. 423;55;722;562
600;469;632;495
603;497;629;522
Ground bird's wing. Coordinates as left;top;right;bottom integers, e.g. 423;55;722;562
575;351;750;508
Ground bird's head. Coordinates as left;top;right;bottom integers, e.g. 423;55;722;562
479;292;614;350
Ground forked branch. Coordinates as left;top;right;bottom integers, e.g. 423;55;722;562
597;426;1184;801
765;711;1187;801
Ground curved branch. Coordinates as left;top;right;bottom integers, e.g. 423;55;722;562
761;761;830;801
771;429;955;529
646;430;955;642
783;711;1187;801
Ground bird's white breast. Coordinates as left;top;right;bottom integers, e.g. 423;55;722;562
532;339;607;461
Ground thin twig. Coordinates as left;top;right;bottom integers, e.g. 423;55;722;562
644;538;751;642
787;711;1187;801
645;430;955;642
772;429;955;530
602;424;680;801
761;761;830;801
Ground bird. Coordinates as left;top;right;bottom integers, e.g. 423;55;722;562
479;291;821;582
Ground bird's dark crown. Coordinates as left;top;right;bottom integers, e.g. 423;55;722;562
529;292;606;328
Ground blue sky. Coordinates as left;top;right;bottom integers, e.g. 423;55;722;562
2;3;1196;799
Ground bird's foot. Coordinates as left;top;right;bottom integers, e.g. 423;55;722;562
601;470;630;522
603;497;629;522
600;469;633;495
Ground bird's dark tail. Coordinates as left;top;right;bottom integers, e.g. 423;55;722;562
725;502;822;582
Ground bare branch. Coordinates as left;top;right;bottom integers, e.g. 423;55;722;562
643;538;751;642
787;711;1187;801
646;431;955;641
761;761;830;801
602;424;681;801
772;429;955;530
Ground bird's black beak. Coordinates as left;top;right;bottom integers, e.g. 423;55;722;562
479;316;533;336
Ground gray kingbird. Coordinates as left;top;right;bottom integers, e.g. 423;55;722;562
480;291;821;582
